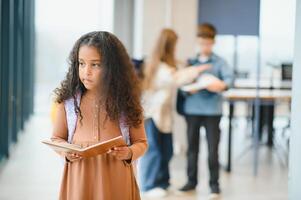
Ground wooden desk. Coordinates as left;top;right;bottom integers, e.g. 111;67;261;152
234;78;292;90
223;89;291;173
224;89;291;101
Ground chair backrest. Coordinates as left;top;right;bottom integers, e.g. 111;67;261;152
281;63;293;81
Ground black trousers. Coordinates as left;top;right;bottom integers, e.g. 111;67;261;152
185;115;221;188
251;104;275;146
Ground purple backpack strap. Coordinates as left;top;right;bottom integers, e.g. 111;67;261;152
119;114;131;145
120;115;137;169
64;93;81;143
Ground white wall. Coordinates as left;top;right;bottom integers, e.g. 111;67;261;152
133;0;198;61
35;0;114;88
260;0;296;63
140;0;168;59
171;0;198;61
289;0;301;199
259;0;296;76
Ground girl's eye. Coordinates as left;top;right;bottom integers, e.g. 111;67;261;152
79;62;85;67
92;63;101;68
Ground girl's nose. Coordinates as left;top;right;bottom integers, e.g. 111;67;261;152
84;65;92;75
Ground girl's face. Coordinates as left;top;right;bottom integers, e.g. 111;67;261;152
78;45;102;92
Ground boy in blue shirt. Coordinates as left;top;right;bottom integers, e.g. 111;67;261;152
179;23;234;197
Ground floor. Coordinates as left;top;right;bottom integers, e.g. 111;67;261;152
0;86;289;200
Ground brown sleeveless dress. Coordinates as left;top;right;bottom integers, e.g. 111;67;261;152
51;95;148;200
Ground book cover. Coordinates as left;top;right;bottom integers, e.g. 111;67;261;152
42;136;127;158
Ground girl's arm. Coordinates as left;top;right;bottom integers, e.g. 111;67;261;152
173;64;211;86
128;122;148;162
108;122;148;163
51;103;81;162
51;103;68;143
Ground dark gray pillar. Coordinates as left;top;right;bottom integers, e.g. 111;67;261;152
0;0;35;160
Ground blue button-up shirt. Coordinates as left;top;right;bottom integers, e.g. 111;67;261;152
183;53;234;116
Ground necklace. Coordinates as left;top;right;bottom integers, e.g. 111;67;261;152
92;98;100;140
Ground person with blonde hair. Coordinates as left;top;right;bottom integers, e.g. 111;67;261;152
139;28;210;198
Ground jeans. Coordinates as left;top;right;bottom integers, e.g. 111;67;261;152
138;118;173;191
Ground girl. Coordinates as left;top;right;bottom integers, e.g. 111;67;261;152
51;31;148;200
139;28;210;197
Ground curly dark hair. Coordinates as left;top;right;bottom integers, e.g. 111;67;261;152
54;31;143;128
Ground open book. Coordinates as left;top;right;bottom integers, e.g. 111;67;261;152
42;136;127;158
180;74;218;92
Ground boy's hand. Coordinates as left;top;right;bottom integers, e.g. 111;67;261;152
206;79;227;93
188;89;199;95
107;146;132;161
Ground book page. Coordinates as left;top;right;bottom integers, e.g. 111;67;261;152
42;136;127;158
180;74;218;92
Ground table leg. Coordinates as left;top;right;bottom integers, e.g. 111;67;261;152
267;104;275;147
226;102;234;172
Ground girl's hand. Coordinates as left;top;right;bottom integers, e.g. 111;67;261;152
195;64;211;74
107;146;133;161
64;152;82;162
